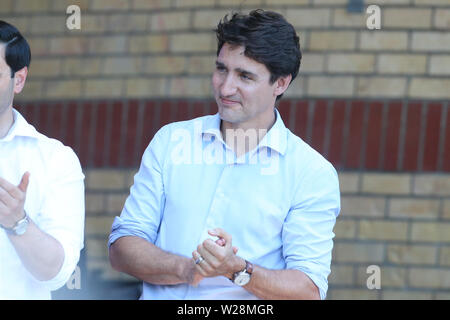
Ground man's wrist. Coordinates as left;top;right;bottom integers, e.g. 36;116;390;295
226;256;246;280
0;210;27;230
179;257;196;284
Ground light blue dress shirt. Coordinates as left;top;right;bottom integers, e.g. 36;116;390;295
109;109;340;300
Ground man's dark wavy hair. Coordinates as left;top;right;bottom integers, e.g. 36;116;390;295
215;9;301;101
0;20;31;78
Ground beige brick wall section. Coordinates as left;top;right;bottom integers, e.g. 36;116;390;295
2;0;448;100
387;245;438;265
332;172;450;299
361;173;411;195
327;54;376;74
383;9;432;29
378;54;427;75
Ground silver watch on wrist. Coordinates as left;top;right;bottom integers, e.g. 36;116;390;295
232;260;253;286
0;213;30;236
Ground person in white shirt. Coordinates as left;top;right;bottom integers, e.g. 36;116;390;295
109;10;340;300
0;20;85;299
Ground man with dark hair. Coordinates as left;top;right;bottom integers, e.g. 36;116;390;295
109;10;340;300
0;20;85;299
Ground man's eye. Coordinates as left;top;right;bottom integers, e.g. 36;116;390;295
216;66;226;72
240;74;251;80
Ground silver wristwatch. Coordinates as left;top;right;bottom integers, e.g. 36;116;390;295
232;260;253;286
0;213;30;236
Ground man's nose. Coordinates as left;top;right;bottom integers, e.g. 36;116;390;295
220;74;237;97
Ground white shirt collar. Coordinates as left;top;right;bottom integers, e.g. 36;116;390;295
201;108;288;156
0;108;39;142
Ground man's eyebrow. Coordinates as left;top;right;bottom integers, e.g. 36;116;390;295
236;68;258;78
215;61;226;68
215;61;258;78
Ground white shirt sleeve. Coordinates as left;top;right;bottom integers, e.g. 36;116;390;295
34;145;85;291
282;161;341;300
109;125;168;247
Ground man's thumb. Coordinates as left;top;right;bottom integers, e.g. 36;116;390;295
18;172;30;193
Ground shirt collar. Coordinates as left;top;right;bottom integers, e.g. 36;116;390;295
200;108;288;156
1;108;39;142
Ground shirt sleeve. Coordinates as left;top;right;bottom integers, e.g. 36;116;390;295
282;160;340;300
35;145;85;291
108;125;168;247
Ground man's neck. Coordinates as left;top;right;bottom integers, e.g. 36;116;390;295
0;106;14;139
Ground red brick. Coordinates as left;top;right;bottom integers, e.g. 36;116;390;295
140;101;158;156
192;101;206;119
124;100;140;167
444;107;450;172
25;102;38;124
345;101;365;169
365;101;383;170
328;100;346;168
383;101;402;171
208;100;217;115
36;103;50;138
294;100;309;141
14;104;24;116
402;102;422;171
49;103;63;141
109;101;123;167
174;100;189;122
160;101;172;128
277;100;292;130
79;102;94;167
93;102;108;167
423;102;442;171
64;102;78;151
311;100;327;156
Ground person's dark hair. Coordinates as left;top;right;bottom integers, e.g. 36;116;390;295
0;20;31;78
215;9;301;101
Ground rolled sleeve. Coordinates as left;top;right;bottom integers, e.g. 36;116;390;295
108;126;168;248
282;161;340;300
36;146;85;291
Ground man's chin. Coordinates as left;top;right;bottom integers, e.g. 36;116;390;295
219;111;250;127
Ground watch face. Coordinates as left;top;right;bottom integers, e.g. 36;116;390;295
14;219;29;236
234;273;250;286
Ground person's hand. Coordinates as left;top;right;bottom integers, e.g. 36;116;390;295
188;234;238;286
192;228;243;279
0;172;30;228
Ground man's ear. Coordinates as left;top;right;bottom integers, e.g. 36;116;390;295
13;66;28;94
273;74;292;97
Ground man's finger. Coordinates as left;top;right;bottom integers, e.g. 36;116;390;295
208;228;232;249
18;172;30;193
215;238;226;247
0;174;28;200
193;250;215;275
0;177;17;195
0;200;8;212
0;187;15;207
214;238;238;254
197;243;222;268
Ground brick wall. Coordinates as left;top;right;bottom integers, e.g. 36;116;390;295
331;172;450;299
2;0;450;299
2;0;449;101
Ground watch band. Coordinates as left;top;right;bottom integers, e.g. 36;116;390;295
244;260;253;275
231;260;253;282
0;213;29;236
